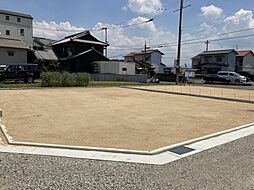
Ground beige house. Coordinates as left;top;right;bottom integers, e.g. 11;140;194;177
192;49;237;74
236;50;254;75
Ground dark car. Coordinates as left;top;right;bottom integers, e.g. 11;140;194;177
0;64;40;83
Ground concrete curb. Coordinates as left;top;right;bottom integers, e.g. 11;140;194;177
123;87;254;104
1;120;254;156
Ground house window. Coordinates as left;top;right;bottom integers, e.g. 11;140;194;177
5;15;10;21
145;56;151;62
8;51;14;56
17;17;21;22
6;30;10;35
216;57;223;62
20;29;24;36
122;68;127;71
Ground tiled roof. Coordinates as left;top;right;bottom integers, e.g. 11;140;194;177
60;48;109;61
49;31;107;47
0;37;29;49
199;49;236;55
125;49;164;57
236;50;253;57
34;49;58;61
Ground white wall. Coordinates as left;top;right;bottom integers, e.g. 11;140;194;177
226;52;236;71
125;52;164;73
0;47;27;64
0;12;33;47
150;52;162;65
97;61;135;75
243;53;254;75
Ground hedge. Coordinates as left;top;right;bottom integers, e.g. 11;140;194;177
41;72;90;87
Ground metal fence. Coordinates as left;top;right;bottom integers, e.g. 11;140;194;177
135;85;254;102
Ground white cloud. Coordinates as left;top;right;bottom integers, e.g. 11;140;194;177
33;21;85;40
199;22;217;35
91;19;179;65
200;5;224;19
127;0;162;15
128;16;157;32
224;9;254;31
218;9;254;51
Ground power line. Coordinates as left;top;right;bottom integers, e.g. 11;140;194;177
109;33;254;59
33;18;155;33
150;27;254;48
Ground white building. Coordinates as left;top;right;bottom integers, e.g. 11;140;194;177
95;61;136;75
124;49;165;74
0;9;33;65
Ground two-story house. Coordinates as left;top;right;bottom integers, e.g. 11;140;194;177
0;9;33;64
192;49;237;74
235;50;254;75
124;49;165;74
44;31;109;73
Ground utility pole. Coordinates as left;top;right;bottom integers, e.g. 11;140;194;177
205;40;209;51
144;40;147;72
101;27;108;57
176;0;184;85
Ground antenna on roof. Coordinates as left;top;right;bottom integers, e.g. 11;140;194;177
205;40;209;51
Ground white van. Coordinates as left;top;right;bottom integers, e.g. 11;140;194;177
217;71;247;83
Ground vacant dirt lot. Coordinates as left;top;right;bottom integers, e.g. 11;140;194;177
0;87;253;151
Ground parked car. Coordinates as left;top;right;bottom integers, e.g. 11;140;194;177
0;64;40;83
203;71;247;83
217;71;247;83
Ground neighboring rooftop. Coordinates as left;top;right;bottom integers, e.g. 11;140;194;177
49;31;108;47
125;49;164;57
199;49;236;55
34;48;58;61
236;50;253;57
0;9;33;19
0;37;29;49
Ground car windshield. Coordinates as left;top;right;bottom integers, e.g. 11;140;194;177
234;73;242;77
0;65;7;71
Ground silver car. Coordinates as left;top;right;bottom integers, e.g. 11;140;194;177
218;71;247;83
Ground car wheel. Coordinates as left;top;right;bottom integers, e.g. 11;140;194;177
26;77;34;84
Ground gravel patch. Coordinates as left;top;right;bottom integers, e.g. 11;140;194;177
0;134;253;190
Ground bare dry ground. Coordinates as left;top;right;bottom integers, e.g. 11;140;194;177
0;87;253;151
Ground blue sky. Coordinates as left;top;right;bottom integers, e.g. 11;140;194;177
1;0;254;65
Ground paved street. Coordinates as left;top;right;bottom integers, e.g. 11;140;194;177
0;134;253;190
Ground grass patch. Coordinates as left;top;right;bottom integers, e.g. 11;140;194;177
0;81;42;89
0;80;168;89
89;81;166;87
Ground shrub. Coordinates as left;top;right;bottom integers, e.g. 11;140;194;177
42;72;90;87
75;73;90;87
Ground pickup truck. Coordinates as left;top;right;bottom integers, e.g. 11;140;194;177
0;64;40;83
202;71;247;83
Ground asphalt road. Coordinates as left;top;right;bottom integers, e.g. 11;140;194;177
0;134;254;190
